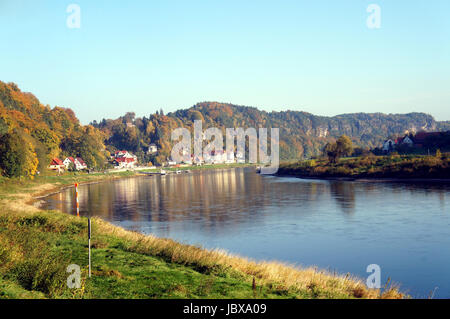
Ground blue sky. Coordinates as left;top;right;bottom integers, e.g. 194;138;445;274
1;0;449;124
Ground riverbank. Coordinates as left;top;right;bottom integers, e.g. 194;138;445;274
0;171;405;299
277;154;450;180
140;162;254;173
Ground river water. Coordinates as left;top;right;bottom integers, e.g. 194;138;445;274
41;168;450;298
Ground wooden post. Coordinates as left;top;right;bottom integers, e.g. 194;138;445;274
88;218;91;278
75;183;79;217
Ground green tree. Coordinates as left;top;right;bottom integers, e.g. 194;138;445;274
323;135;353;163
336;135;353;158
323;142;338;163
0;132;38;178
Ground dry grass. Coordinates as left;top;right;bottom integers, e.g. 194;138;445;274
0;183;56;214
94;217;404;299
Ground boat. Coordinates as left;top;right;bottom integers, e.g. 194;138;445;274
175;170;182;174
160;169;167;175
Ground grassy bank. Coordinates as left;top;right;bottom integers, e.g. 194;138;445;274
278;154;450;179
0;171;405;299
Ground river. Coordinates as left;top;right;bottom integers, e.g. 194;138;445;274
41;167;450;298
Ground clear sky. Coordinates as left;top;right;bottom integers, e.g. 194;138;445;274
1;0;449;124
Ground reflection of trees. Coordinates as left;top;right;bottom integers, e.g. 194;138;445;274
45;170;334;234
43;171;450;236
329;181;355;214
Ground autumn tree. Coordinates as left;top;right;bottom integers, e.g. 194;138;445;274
0;131;38;177
61;126;107;169
336;135;353;157
323;135;353;163
323;142;338;163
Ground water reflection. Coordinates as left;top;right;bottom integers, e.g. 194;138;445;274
330;182;356;214
41;168;450;298
43;169;450;227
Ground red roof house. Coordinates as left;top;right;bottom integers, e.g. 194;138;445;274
49;158;65;170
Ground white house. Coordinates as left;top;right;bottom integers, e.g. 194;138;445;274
113;150;138;168
75;158;87;170
147;144;158;154
114;150;136;159
63;157;87;171
114;157;136;169
400;136;414;146
49;158;65;170
49;158;66;174
382;139;395;152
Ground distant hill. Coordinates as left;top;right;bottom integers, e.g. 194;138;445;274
93;101;446;163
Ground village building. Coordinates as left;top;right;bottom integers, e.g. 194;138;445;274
49;158;65;171
381;131;446;152
382;139;395;152
76;158;88;170
113;157;137;168
396;136;414;146
147;144;158;154
63;157;88;171
114;150;136;159
113;150;138;168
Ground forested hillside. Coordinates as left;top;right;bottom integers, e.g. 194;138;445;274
1;80;448;176
93;102;443;164
0;81;107;177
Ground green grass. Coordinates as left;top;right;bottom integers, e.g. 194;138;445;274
0;211;356;299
